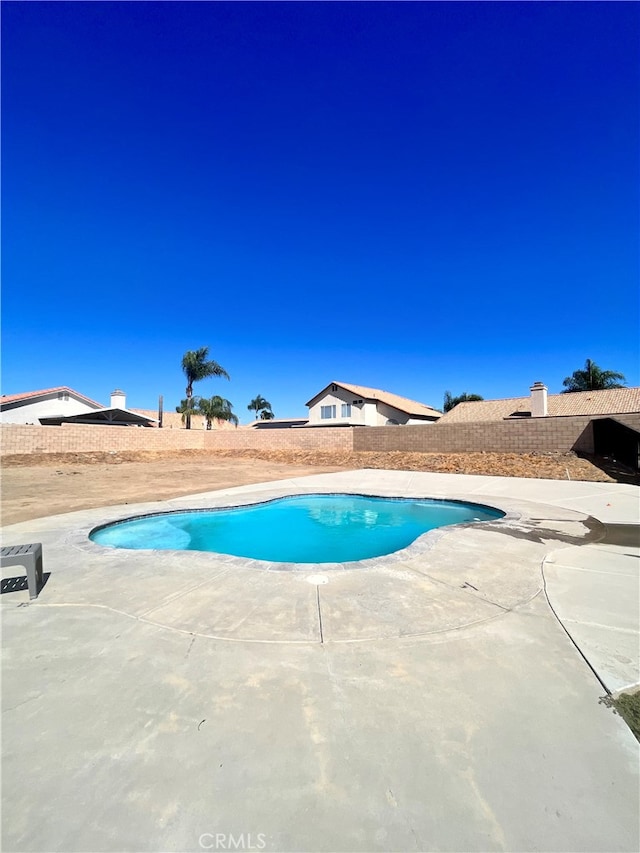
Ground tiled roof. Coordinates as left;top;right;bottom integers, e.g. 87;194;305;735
438;387;640;423
307;382;441;418
438;396;531;422
0;386;104;408
548;387;640;416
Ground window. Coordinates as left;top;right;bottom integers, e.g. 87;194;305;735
58;392;69;401
341;404;351;417
321;405;336;419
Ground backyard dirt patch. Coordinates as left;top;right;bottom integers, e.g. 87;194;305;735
0;453;345;526
1;448;621;526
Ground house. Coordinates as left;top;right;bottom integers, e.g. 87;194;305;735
437;383;640;422
0;387;156;427
0;386;104;424
306;382;441;427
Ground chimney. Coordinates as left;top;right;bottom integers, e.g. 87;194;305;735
110;389;126;409
530;381;548;417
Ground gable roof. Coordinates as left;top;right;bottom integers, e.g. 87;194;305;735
438;387;640;423
0;386;104;409
306;382;441;418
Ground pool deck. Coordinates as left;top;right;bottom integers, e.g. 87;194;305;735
2;469;639;852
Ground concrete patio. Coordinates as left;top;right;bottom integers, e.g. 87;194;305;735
2;469;639;852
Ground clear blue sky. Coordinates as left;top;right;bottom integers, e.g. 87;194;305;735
3;1;638;421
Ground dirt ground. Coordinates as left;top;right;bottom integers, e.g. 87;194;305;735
0;453;346;526
1;448;627;527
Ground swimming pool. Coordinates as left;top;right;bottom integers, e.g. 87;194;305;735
90;494;504;564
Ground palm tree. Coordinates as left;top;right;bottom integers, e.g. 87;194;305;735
247;395;273;420
562;359;627;393
175;397;201;426
443;391;484;413
198;396;239;430
181;347;229;429
260;409;275;420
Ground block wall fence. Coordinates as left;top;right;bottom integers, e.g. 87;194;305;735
353;414;640;454
354;414;640;454
0;423;353;456
0;423;205;456
202;427;354;453
1;414;638;458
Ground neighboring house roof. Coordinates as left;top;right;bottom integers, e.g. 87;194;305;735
438;387;640;423
306;382;441;418
246;418;308;429
0;386;104;409
39;408;157;427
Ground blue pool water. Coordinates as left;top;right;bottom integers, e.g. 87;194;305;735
90;494;504;563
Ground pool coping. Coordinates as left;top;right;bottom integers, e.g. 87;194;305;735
69;489;522;572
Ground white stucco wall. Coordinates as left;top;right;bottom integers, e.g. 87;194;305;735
307;387;367;426
406;417;435;425
373;403;437;426
373;401;409;425
0;395;101;424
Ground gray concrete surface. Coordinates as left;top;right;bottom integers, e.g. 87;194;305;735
1;470;638;852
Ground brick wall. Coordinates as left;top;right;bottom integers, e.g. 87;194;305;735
0;423;205;456
0;423;354;456
353;414;640;455
2;414;638;458
131;409;238;430
203;427;355;453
